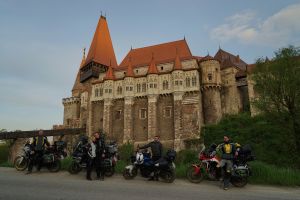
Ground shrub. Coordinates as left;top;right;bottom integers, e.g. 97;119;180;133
0;143;9;164
118;143;134;164
175;149;198;165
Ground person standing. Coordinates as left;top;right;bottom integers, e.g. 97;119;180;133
216;135;240;190
27;130;50;174
86;137;96;181
139;135;163;181
94;132;106;180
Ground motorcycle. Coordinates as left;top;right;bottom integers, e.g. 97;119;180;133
123;149;176;183
186;144;220;183
14;142;64;172
186;144;254;187
68;140;118;177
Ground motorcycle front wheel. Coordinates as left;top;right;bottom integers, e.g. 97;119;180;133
186;166;204;183
231;176;248;187
14;156;28;171
123;167;137;180
68;161;82;174
47;160;61;173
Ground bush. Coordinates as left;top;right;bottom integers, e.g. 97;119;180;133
175;149;198;166
118;143;134;164
203;113;300;168
0;161;13;168
0;143;9;164
61;157;72;171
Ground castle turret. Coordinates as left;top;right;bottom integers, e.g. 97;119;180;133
200;55;222;124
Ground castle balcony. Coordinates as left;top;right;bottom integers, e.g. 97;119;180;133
80;61;107;83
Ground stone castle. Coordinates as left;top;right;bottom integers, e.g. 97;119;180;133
62;16;250;150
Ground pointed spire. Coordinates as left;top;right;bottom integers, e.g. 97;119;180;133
80;47;86;68
148;53;158;74
174;48;182;70
104;61;115;80
84;16;117;67
126;57;134;77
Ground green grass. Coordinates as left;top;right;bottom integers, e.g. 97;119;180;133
249;161;300;186
61;157;73;171
0;161;13;168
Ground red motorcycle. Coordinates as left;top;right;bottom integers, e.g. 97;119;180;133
186;144;220;183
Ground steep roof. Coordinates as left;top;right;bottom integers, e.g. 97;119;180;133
173;50;182;70
125;57;134;77
148;55;158;74
104;64;115;80
214;48;247;71
84;16;118;67
119;39;193;69
72;49;86;92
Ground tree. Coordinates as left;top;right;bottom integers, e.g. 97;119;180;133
251;46;300;152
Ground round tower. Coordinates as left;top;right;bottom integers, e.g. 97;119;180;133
200;55;222;124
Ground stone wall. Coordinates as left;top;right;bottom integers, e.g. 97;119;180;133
157;95;174;140
91;101;104;133
133;97;148;141
202;88;222;124
111;99;124;143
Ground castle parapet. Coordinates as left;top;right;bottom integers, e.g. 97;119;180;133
62;97;80;105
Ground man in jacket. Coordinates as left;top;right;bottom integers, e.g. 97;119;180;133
94;132;106;180
139;135;163;180
27;130;50;174
86;137;96;180
216;135;240;190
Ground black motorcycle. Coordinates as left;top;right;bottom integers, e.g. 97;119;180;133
68;140;118;177
14;142;64;172
123;149;176;183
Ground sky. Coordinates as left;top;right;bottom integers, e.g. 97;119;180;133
0;0;299;131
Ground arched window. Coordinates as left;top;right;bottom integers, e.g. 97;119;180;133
163;80;169;90
99;88;103;96
117;86;122;95
186;77;191;87
95;88;99;97
192;76;197;86
142;83;146;92
137;84;141;93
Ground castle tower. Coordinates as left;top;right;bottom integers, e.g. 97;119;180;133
172;50;185;150
200;55;222;124
147;55;159;141
123;57;135;143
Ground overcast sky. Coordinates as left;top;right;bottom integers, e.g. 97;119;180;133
0;0;299;131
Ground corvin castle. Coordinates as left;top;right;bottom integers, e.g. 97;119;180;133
62;16;253;150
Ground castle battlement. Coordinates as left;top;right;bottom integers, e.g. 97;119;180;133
62;97;80;105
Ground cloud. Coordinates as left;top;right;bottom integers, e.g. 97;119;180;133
210;4;300;46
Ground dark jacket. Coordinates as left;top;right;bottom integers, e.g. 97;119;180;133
95;137;106;158
33;136;50;151
140;141;163;158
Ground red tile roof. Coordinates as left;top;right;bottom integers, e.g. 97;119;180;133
214;48;247;71
119;39;193;69
104;64;115;80
125;57;134;77
84;16;118;68
174;50;182;70
148;55;158;74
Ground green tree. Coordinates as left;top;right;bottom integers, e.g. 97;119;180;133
251;46;300;152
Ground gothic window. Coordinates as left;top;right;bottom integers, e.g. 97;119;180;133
186;77;191;87
192;76;197;86
105;89;109;93
179;81;183;85
95;88;99;97
115;110;122;120
208;73;212;81
140;108;147;119
137;84;141;93
150;83;153;88
109;89;112;93
142;83;146;92
99;88;103;96
163;80;169;90
154;83;157;88
117;86;122;95
164;107;172;118
175;80;179;86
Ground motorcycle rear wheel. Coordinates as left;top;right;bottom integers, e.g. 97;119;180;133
14;156;28;171
47;160;61;173
105;166;115;177
161;170;176;183
231;176;248;187
68;161;82;174
186;166;204;183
